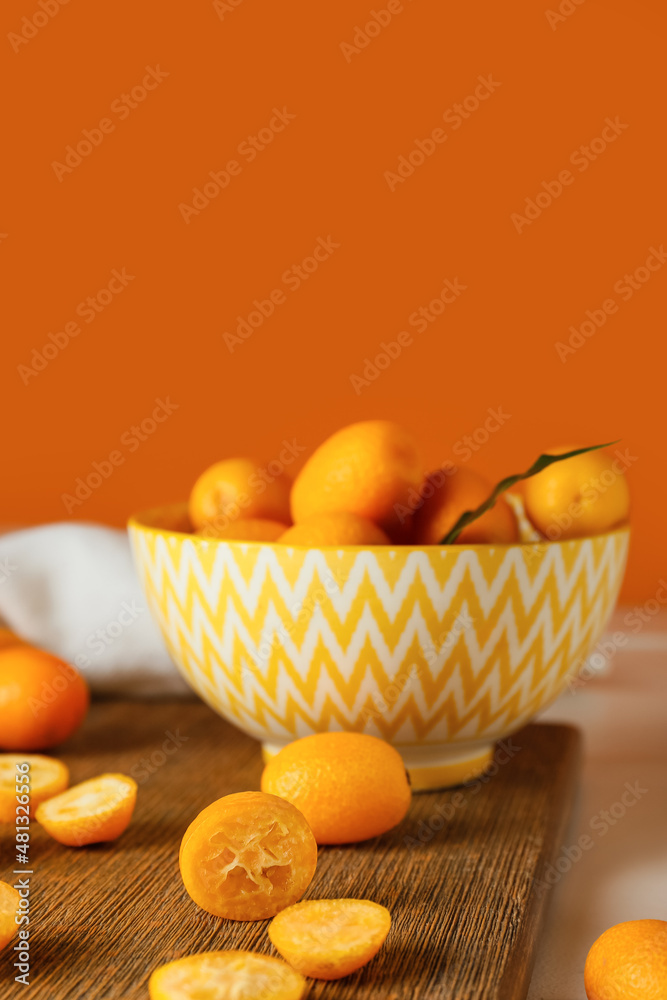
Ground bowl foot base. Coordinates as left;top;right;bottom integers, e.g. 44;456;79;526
260;739;496;792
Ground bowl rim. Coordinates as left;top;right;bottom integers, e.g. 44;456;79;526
127;502;631;553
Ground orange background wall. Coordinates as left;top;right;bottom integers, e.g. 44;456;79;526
2;0;664;601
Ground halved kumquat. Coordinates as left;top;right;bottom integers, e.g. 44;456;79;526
179;791;317;921
0;881;21;951
0;754;69;822
269;898;392;980
149;951;306;1000
35;773;137;846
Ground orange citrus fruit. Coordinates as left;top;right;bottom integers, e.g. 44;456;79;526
35;773;137;846
524;446;630;540
290;420;423;538
278;512;389;546
0;753;69;822
0;646;89;751
0;881;21;951
149;951;306;1000
0;628;27;651
269;898;391;980
189;458;291;533
179;791;317;921
261;732;411;844
412;466;519;545
584;919;667;1000
196;518;289;541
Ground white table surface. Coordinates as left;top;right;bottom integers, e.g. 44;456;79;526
527;607;667;999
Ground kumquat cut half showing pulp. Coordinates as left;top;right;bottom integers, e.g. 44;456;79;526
0;881;21;951
35;773;137;846
148;951;307;1000
269;898;392;980
179;791;318;920
0;754;69;822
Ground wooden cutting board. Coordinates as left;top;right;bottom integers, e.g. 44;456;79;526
0;702;580;1000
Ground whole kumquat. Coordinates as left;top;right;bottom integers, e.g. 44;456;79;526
261;731;411;844
290;420;423;539
524;445;630;540
189;458;291;533
278;512;389;546
584;919;667;1000
0;646;89;752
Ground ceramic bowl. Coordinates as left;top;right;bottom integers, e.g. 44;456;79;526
129;503;629;789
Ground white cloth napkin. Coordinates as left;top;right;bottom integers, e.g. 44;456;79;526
0;523;189;696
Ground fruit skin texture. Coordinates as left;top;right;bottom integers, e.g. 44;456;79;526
196;518;289;541
278;512;390;547
524;446;630;540
148;951;306;1000
261;732;411;845
35;773;137;846
412;466;519;545
290;420;423;537
189;458;291;533
584;919;667;1000
0;647;89;751
269;898;391;980
0;753;69;822
179;791;318;921
0;881;21;951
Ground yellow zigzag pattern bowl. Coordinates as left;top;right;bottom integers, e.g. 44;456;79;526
129;504;629;789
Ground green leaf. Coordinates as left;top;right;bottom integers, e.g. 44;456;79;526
440;442;620;544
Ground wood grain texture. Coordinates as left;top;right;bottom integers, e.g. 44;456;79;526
0;702;580;1000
